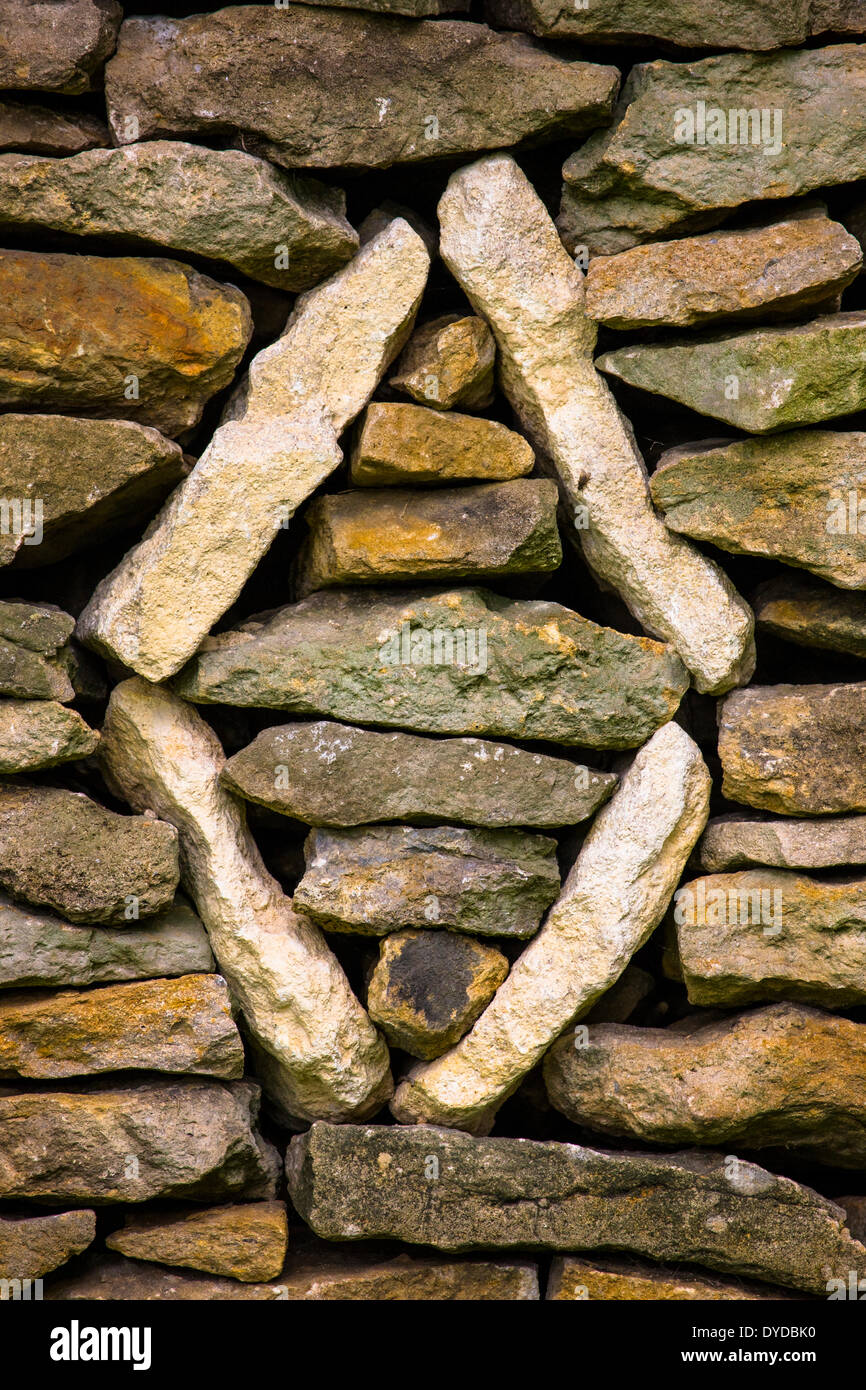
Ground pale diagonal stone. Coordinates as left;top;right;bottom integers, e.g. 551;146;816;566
77;220;429;682
436;154;754;695
100;678;392;1126
391;720;711;1132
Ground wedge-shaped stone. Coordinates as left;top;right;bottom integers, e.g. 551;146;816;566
174;588;688;750
585;216;861;331
295;825;560;938
669;868;866;1008
438;155;754;695
222;720;617;829
77;221;429;682
559;46;866;255
391;721;710;1131
0;700;98;772
100;679;391;1126
0;974;243;1080
719;683;866;815
484;0;862;47
0;1079;277;1205
286;1121;865;1294
0;0;121;93
390;315;494;410
0;99;108;154
0;892;214;991
651;432;866;585
0;415;185;568
546;1255;794;1302
699;814;866;872
351;402;534;486
295;480;561;593
755;574;866;654
600;315;866;434
545;1003;866;1168
106;1202;287;1282
0;143;358;291
0;1211;96;1279
0;250;251;437
105;8;619;171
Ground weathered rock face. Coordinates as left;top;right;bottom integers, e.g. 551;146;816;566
287;1122;866;1294
0;415;185;568
0;974;243;1080
105;1202;288;1283
559;46;866;255
0;1079;278;1204
295;480;561;592
669;868;866;1008
0;143;358;291
105;8;619;170
484;0;862;47
0;700;98;771
0;600;76;698
391;721;711;1131
585;216;861;331
600;314;866;434
0;0;121;93
545;1003;866;1167
294;825;560;938
77;221;429;683
173;587;689;750
0;892;214;991
0;1210;96;1279
437;154;754;695
546;1255;793;1301
100;679;392;1126
699;814;866;872
0;98;108;154
350;403;535;486
0;784;179;925
0;250;251;437
389;315;495;410
719;684;866;815
222;720;616;829
754;575;866;655
368;930;509;1059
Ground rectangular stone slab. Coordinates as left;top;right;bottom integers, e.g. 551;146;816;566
0;99;109;155
754;574;866;654
546;1254;797;1302
0;1210;96;1280
699;813;866;871
484;0;857;47
286;1122;866;1295
0;0;121;94
350;402;534;486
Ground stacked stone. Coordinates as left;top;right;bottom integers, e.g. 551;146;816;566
2;0;866;1305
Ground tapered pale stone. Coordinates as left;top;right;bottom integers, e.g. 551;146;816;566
100;678;392;1126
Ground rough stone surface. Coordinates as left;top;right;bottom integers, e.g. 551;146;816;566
0;1211;96;1279
0;892;215;991
0;249;251;437
100;679;392;1126
699;814;866;872
0;1079;278;1204
173;587;689;751
0;599;75;698
106;1202;288;1282
0;143;359;290
390;315;495;410
546;1254;794;1301
77;221;429;682
0;974;243;1080
600;314;866;434
295;479;561;593
0;99;109;154
651;432;866;587
391;721;711;1131
222;720;617;830
719;683;866;815
368;930;509;1059
0;700;98;772
545;1003;866;1167
438;154;754;695
351;403;534;487
286;1122;866;1294
294;825;560;939
755;574;866;655
585;216;861;330
298;0;469;12
0;783;179;925
0;415;185;568
105;8;619;171
0;0;121;94
559;46;866;255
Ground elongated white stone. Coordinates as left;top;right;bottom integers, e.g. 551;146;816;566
78;219;429;681
436;154;754;695
100;678;392;1125
391;721;711;1131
